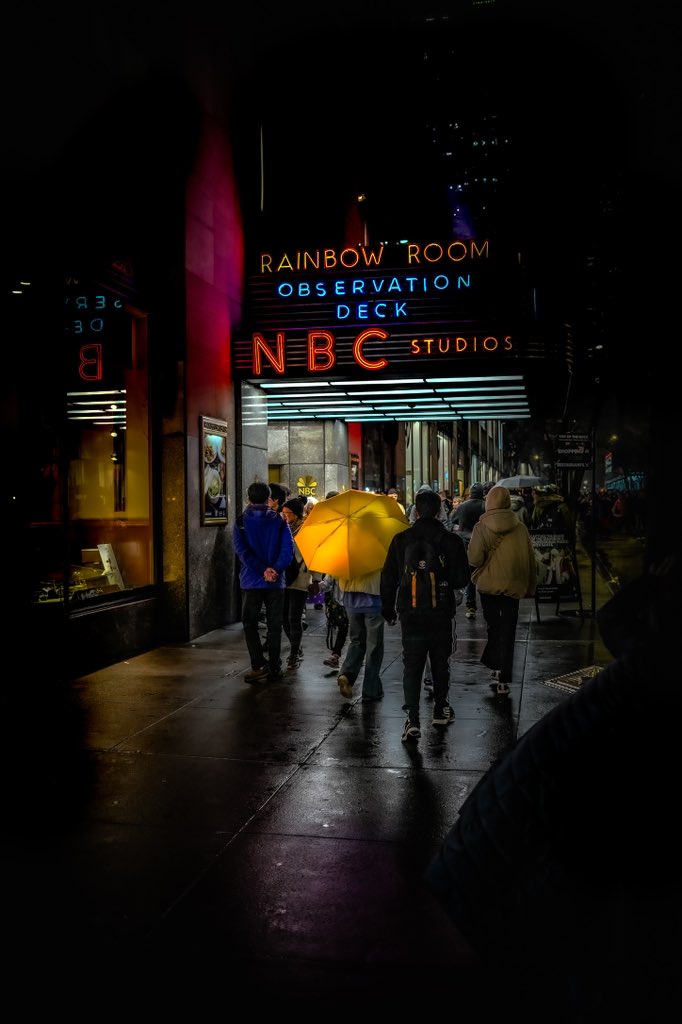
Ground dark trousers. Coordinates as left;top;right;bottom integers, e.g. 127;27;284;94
479;592;520;685
400;609;456;716
330;620;349;657
283;588;307;660
462;538;476;609
242;588;285;672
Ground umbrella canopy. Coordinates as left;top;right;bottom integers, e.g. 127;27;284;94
496;475;546;490
296;489;409;580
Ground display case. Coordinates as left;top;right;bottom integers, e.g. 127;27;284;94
69;544;125;603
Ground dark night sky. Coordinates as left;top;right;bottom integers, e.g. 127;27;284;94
2;2;678;368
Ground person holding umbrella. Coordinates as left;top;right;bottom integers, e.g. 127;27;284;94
334;567;386;702
296;490;410;702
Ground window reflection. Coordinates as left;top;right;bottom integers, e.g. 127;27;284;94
32;306;153;608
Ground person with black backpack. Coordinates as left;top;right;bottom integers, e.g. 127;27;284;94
381;489;470;742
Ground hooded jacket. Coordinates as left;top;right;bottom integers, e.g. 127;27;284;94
380;515;470;618
408;485;451;528
468;486;537;599
233;503;294;590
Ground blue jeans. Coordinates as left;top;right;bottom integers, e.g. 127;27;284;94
339;610;385;698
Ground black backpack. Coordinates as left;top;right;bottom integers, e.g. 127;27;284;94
398;534;451;610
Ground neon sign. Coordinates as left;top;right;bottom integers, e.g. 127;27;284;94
235;238;527;378
259;239;489;274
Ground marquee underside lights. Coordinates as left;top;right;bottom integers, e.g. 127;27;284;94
242;375;531;424
66;389;128;427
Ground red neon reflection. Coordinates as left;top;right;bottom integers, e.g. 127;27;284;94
79;343;103;381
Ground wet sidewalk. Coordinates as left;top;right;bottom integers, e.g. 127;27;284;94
2;543;626;1001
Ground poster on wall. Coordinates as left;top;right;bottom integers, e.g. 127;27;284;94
530;530;580;604
201;416;227;524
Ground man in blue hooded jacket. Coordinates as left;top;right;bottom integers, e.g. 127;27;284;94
233;481;294;683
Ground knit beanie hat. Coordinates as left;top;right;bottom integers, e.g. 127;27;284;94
282;496;306;518
469;483;484;499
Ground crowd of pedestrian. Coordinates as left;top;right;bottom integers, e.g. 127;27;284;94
577;487;646;538
234;478;545;742
232;476;666;1015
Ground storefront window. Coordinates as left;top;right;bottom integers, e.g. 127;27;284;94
30;278;153;609
65;310;152;606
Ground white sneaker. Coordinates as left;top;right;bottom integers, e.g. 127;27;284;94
324;653;340;668
465;608;476;619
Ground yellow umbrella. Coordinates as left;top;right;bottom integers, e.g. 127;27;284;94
297;489;410;580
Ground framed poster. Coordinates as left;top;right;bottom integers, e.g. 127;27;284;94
530;530;580;604
201;416;227;524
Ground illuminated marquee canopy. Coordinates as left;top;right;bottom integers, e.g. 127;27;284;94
233;239;561;422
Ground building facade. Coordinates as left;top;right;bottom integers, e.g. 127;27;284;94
7;8;641;678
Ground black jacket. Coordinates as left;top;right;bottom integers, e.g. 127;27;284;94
380;517;470;619
450;496;485;540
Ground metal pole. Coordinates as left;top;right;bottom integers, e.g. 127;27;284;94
590;420;597;614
